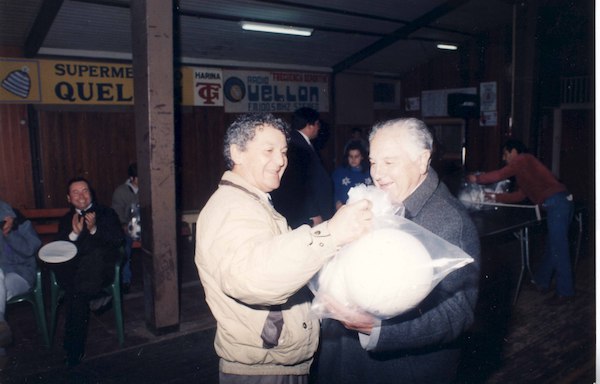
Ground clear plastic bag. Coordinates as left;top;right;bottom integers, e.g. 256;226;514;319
310;185;474;321
458;177;511;210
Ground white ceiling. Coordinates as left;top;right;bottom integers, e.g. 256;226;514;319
0;0;515;76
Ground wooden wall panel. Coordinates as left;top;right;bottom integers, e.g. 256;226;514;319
36;108;136;209
559;109;594;205
0;104;35;209
29;105;233;214
24;106;334;215
178;107;227;211
471;28;512;172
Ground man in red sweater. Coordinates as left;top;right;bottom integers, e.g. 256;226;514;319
467;139;574;301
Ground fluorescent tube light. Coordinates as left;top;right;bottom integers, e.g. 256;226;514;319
240;21;313;37
437;43;458;51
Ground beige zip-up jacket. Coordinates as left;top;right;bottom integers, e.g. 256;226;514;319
195;171;339;376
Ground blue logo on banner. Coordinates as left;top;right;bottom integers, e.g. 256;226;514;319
224;77;245;103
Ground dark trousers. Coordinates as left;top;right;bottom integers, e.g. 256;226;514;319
51;247;118;358
63;291;92;357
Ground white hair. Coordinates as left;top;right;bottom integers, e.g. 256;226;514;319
369;118;433;160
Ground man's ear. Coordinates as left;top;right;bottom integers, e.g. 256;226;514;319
67;195;72;204
418;150;431;174
230;144;243;166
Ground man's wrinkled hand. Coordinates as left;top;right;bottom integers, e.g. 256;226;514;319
322;294;375;335
2;216;14;236
466;174;478;184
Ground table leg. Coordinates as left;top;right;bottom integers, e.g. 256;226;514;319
573;211;583;267
513;227;532;305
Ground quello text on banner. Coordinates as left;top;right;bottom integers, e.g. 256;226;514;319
223;70;329;113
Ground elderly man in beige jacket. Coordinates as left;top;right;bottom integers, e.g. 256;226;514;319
195;113;372;384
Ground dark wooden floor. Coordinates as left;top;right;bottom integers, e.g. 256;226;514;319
456;226;596;384
1;226;595;384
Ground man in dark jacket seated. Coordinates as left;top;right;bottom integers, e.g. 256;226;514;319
50;177;124;367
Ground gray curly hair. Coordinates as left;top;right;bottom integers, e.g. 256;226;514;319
223;113;290;170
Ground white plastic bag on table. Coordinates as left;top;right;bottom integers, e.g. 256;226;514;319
458;177;510;210
310;185;474;321
127;203;141;241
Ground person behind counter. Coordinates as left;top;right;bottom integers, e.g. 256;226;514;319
316;117;481;384
194;113;372;383
467;139;574;301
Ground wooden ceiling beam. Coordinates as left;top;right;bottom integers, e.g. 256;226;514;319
24;0;65;58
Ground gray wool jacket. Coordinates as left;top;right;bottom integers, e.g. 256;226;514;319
316;169;481;384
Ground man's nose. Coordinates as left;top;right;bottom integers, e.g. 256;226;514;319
275;153;286;166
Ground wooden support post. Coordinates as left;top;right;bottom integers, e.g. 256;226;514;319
131;0;179;334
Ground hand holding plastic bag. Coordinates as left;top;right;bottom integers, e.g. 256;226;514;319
310;185;474;321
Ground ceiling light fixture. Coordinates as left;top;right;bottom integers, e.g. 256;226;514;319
240;21;313;37
437;43;458;51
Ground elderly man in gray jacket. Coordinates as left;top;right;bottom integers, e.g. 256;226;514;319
316;118;481;384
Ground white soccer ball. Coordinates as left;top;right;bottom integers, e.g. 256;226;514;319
320;228;433;318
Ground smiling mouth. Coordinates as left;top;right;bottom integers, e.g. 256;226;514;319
377;182;392;190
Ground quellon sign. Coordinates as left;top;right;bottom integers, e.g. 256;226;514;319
223;70;329;113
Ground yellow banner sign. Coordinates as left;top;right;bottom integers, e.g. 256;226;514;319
0;58;328;111
0;58;133;105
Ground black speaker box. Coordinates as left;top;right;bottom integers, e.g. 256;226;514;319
447;93;479;118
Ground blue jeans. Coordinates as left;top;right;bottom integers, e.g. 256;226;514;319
534;191;574;296
122;235;133;284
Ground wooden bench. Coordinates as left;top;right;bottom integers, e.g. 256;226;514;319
19;207;185;249
20;207;70;244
